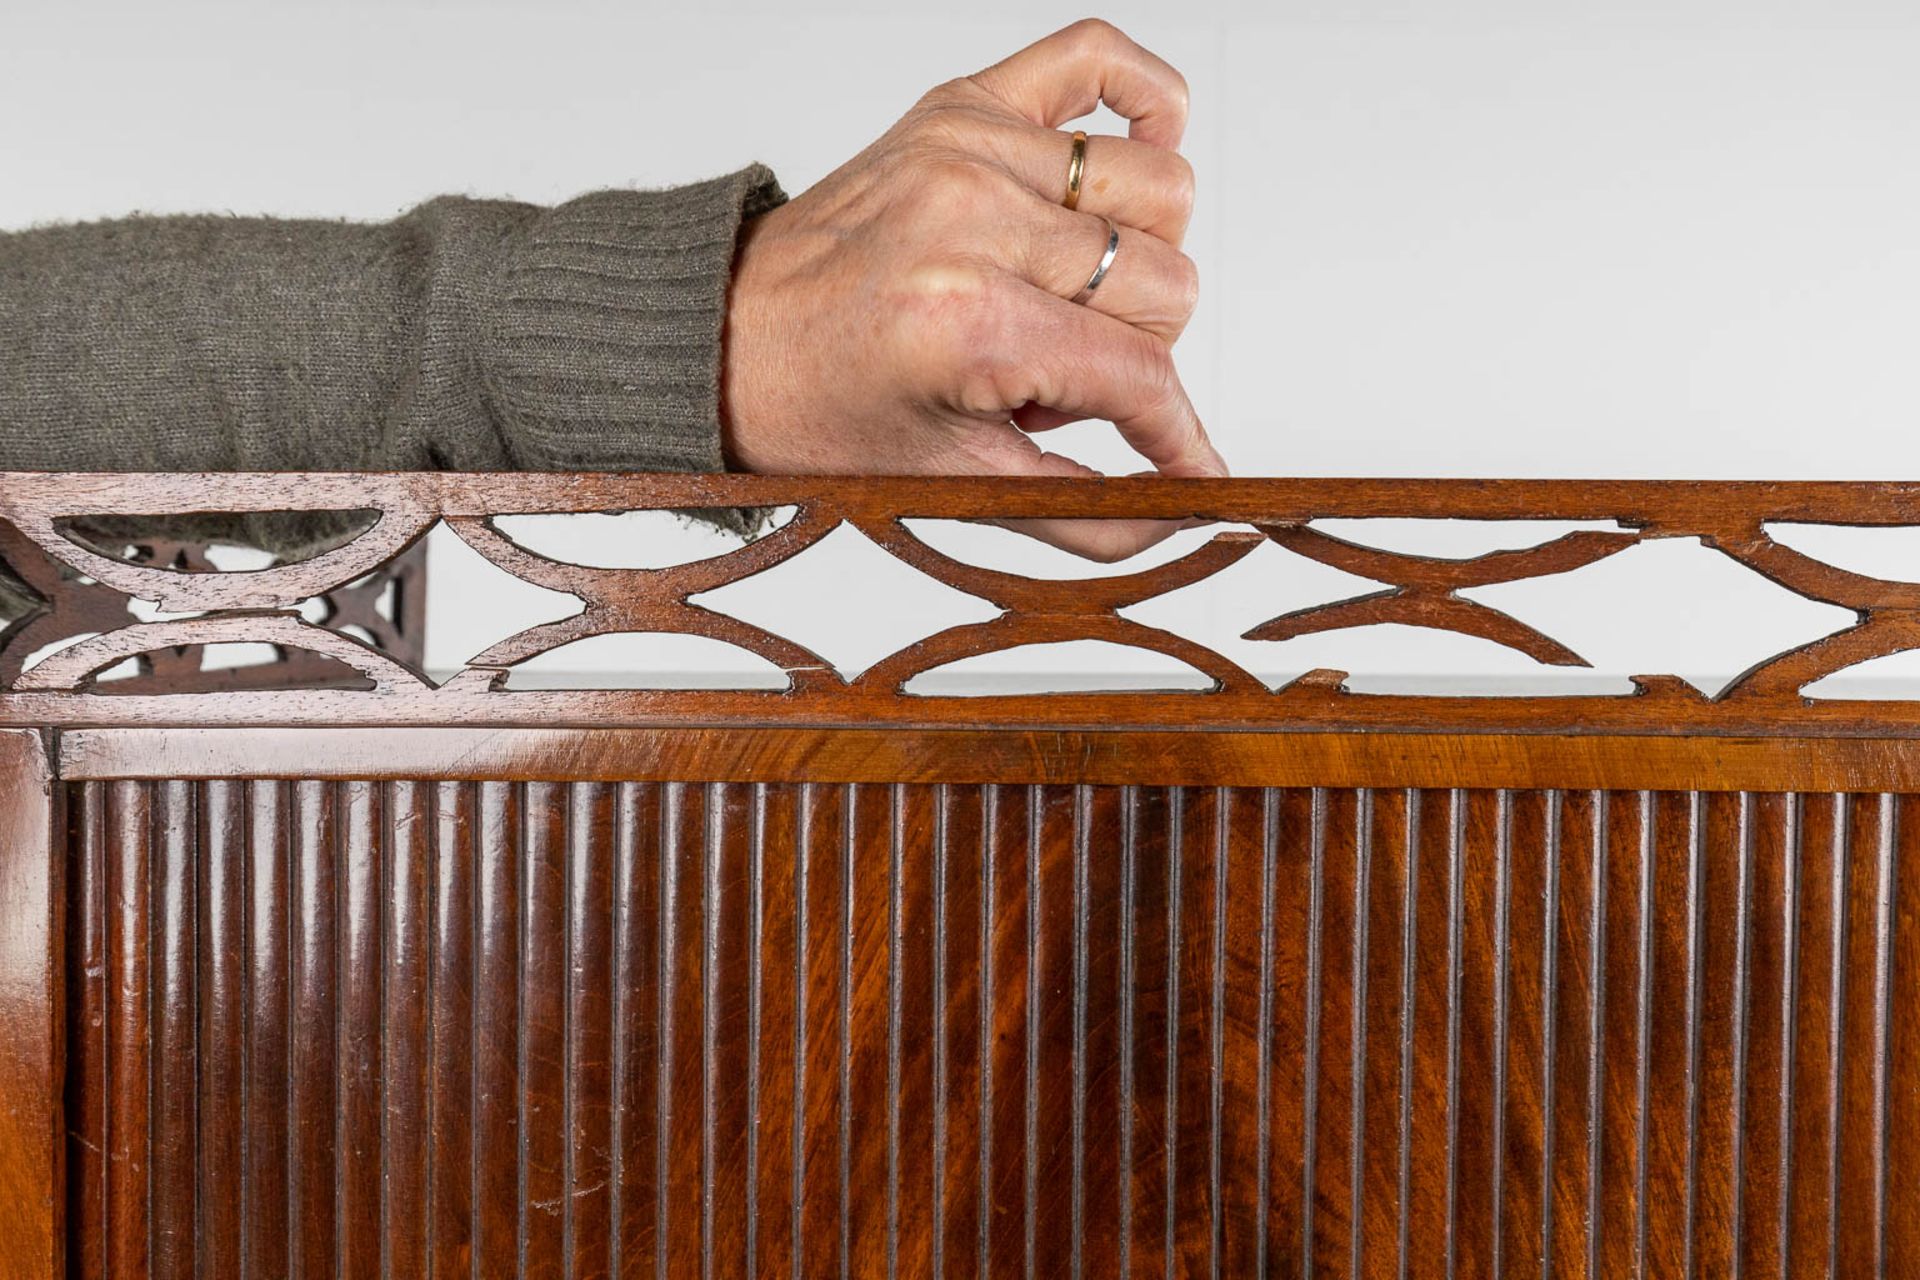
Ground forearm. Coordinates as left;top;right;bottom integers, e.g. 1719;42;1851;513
0;164;783;507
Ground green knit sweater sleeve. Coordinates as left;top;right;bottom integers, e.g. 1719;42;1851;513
0;163;784;486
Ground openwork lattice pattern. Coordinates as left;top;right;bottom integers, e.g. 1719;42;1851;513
8;472;1920;731
0;514;425;696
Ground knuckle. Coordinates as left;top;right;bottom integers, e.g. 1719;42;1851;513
907;112;965;156
1163;152;1197;219
909;95;988;150
899;261;995;315
1129;340;1193;432
927;156;984;193
1131;334;1178;398
1150;250;1199;324
916;78;973;114
1079;533;1135;564
1169;68;1192;114
954;349;1014;415
1067;16;1123;46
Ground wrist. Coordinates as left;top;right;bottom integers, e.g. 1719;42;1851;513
719;204;786;473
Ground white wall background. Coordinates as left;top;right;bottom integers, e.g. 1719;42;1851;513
6;0;1920;691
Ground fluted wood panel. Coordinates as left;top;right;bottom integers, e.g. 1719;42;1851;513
62;780;1920;1277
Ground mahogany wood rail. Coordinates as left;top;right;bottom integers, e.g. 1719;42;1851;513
3;472;1919;1277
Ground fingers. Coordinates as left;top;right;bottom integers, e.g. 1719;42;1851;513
1010;204;1198;343
1011;403;1082;433
969;18;1189;149
982;123;1196;246
994;513;1188;563
956;282;1227;478
935;422;1191;561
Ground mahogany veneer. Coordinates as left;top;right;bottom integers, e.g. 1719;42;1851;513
4;473;1920;1278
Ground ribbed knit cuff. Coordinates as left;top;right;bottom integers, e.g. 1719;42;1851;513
483;164;787;533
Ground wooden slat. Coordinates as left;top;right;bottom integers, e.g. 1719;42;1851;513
105;779;151;1279
0;730;57;1280
242;781;292;1279
1166;787;1217;1275
1546;789;1598;1280
335;781;383;1280
379;781;430;1276
1736;791;1793;1276
425;782;475;1277
700;783;752;1276
17;469;1920;523
749;783;801;1278
1122;785;1174;1278
609;781;660;1278
891;784;939;1276
1402;788;1455;1280
288;779;337;1279
564;782;616;1280
793;783;845;1279
979;783;1027;1274
470;782;520;1274
69;725;1920;794
842;783;892;1278
933;783;984;1275
656;782;703;1277
1214;784;1270;1272
65;776;105;1280
1690;792;1746;1274
194;781;243;1277
148;780;196;1280
518;782;568;1279
1834;793;1888;1278
1360;788;1411;1278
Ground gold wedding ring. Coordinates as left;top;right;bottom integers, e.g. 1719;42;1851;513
1062;130;1088;210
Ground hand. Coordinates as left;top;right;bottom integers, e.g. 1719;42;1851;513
719;19;1225;560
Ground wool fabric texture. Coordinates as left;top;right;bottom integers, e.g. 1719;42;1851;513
0;165;786;615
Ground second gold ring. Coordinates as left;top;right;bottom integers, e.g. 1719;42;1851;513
1062;130;1088;211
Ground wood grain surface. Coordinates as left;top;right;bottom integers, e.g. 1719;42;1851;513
53;723;1920;795
49;774;1920;1277
0;728;59;1280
